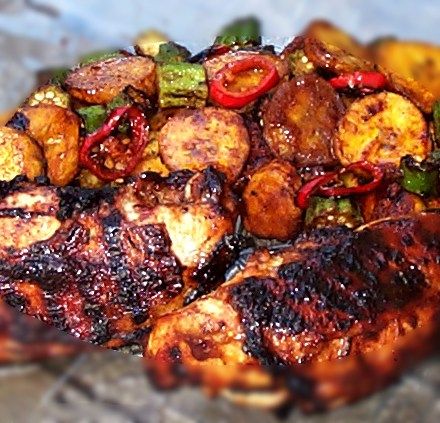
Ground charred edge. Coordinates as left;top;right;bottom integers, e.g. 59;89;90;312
185;234;251;305
0;208;45;219
56;185;117;220
84;304;111;345
230;277;294;366
0;175;29;200
102;212;144;324
6;112;29;132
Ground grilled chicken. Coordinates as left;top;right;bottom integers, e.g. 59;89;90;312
146;211;440;411
0;168;239;348
0;301;87;364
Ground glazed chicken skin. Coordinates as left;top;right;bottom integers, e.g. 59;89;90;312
0;168;238;348
146;211;440;411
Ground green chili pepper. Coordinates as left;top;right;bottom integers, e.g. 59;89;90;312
215;17;261;47
287;49;315;77
79;50;121;66
433;100;440;147
77;105;108;133
400;155;439;197
157;63;208;108
155;42;191;64
305;197;363;229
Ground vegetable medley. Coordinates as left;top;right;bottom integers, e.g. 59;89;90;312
2;17;440;241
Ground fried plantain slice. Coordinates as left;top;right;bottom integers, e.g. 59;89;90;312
304;37;435;114
159;107;250;181
65;56;156;104
243;160;302;240
302;20;370;59
18;105;80;186
335;92;430;166
371;39;440;99
261;75;344;167
0;126;44;181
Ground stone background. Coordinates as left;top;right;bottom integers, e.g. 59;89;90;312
0;1;440;422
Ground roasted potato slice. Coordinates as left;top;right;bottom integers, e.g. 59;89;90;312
371;39;440;99
335;92;430;166
0;126;44;181
65;56;156;104
261;75;344;167
18;105;80;186
243;160;302;240
303;20;370;59
304;37;435;114
159;107;250;182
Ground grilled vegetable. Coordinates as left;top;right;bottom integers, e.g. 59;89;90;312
65;56;156;104
155;42;191;64
79;50;121;66
135;29;169;57
16;105;80;186
79;106;149;181
0;126;44;181
157;63;208;108
243;160;302;240
133;138;169;176
433;100;440;146
400;155;439;197
261;75;344;167
26;84;70;109
159;107;250;181
302;20;370;59
77;105;108;133
329;71;387;93
370;39;440;98
209;55;280;109
305;196;363;229
335;92;430;166
214;16;261;47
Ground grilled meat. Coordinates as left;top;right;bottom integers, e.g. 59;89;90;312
0;168;239;348
146;211;440;411
0;301;87;364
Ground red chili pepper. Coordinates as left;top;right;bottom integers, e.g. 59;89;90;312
329;71;387;93
209;55;280;108
207;44;232;59
296;172;338;209
296;161;384;209
79;106;148;182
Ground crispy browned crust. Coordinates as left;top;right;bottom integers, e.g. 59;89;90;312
65;56;156;104
261;75;344;167
159;107;250;182
243;160;302;240
146;211;440;411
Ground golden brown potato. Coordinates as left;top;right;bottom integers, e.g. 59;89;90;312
19;105;80;186
261;75;344;167
371;39;440;99
303;20;370;59
335;92;430;166
159;107;250;181
0;126;44;181
65;56;156;104
242;160;302;240
133;138;169;176
304;37;436;114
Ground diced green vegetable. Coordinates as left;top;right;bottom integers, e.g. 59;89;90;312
287;49;315;77
305;197;363;229
400;155;439;197
157;63;208;108
26;84;70;109
434;100;440;146
79;50;121;66
77;105;107;133
155;42;191;64
215;17;261;47
107;93;131;110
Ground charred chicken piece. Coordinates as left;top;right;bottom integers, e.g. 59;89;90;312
146;211;440;411
0;301;88;364
0;168;238;349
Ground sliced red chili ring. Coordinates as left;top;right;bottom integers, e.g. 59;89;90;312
296;161;384;210
79;105;148;182
209;55;280;108
329;71;387;93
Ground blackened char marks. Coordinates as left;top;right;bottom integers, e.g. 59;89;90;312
56;185;116;220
